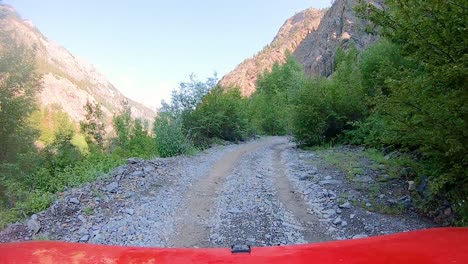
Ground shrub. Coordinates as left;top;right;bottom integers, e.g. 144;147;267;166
292;47;367;146
184;87;251;146
250;54;306;135
153;112;192;157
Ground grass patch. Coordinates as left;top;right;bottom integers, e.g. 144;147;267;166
83;206;94;215
316;149;362;180
0;153;125;229
34;234;51;241
364;148;420;180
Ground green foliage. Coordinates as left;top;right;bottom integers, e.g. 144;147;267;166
154;74;219;156
354;0;468;224
80;100;105;149
29;105;89;155
153;112;192;157
184;87;251;146
0;42;40;163
0;42;43;216
250;54;306;135
292;46;367;145
112;100;157;158
112;100;132;150
161;74;218;115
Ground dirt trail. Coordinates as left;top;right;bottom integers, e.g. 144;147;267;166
169;138;284;247
169;137;330;247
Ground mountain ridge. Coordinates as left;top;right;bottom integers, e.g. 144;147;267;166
293;0;383;77
220;0;383;94
219;8;325;96
0;4;155;125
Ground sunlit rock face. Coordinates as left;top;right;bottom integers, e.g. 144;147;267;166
293;0;384;77
0;5;156;125
219;8;325;96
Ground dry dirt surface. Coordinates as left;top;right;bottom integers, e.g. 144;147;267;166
0;137;433;246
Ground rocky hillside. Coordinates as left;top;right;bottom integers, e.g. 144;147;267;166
221;0;384;94
293;0;384;77
219;8;325;96
0;5;155;124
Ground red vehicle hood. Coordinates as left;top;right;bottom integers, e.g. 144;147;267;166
0;228;467;264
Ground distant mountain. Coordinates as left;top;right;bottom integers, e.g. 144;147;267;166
220;0;383;95
219;8;325;96
0;5;155;125
293;0;383;77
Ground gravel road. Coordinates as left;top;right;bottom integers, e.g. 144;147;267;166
0;137;433;246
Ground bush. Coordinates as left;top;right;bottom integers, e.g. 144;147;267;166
354;1;468;224
184;87;251;146
153;112;192;157
292;47;367;146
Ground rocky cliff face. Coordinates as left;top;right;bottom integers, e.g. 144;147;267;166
219;8;325;96
293;0;384;77
221;0;383;95
0;5;155;124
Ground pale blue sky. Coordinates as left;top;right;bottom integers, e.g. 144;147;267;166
5;0;330;108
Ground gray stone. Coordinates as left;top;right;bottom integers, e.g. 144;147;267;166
131;170;144;177
79;234;90;242
319;180;342;185
327;190;337;198
322;209;336;218
333;217;342;225
143;166;154;173
27;215;41;234
350;214;355;219
309;166;318;175
339;201;351;209
77;215;86;222
324;176;332;180
228;208;241;214
127;158;142;164
444;208;452;216
407;180;415;191
365;202;372;207
352;234;368;239
125;209;135;215
299;175;309;181
399;195;412;208
341;220;348;227
69;197;80;204
105;182;119;193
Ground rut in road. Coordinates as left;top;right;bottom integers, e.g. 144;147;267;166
169;137;329;247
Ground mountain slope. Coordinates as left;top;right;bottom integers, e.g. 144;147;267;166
0;5;155;124
293;0;384;77
219;8;325;96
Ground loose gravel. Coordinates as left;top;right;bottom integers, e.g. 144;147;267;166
0;137;435;247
